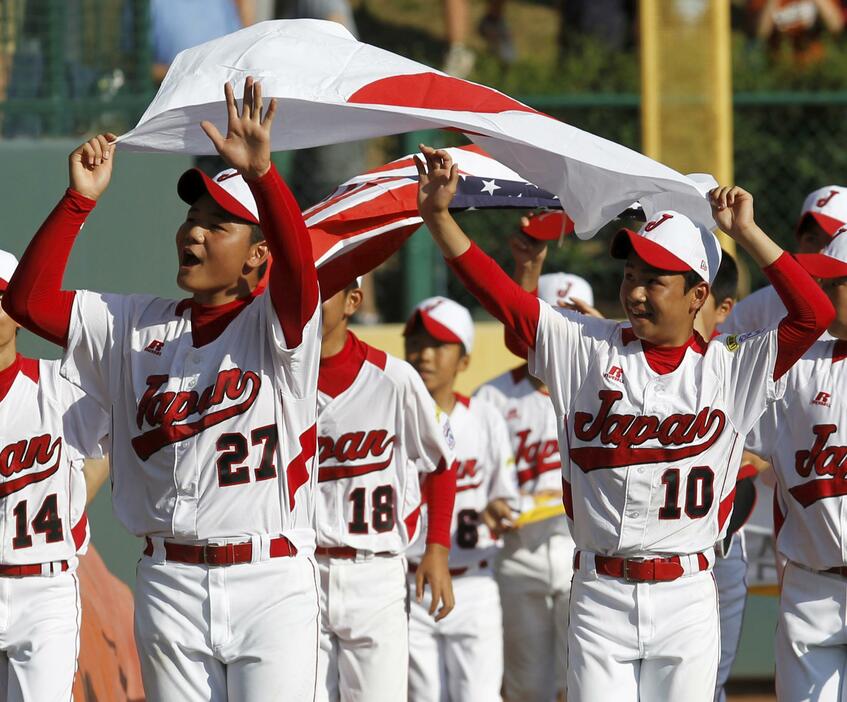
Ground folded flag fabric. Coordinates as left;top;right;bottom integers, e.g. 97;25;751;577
309;144;562;286
116;19;717;239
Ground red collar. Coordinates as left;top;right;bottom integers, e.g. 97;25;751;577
621;328;707;375
0;354;38;403
319;332;369;398
176;290;260;348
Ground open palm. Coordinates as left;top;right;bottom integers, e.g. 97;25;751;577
201;77;277;180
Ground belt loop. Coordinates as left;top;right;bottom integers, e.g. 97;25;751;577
253;534;269;563
149;536;167;564
41;563;50;577
354;549;371;564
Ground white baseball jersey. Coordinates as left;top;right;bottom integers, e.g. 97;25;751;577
0;356;108;565
531;302;786;556
476;365;563;495
61;289;320;550
315;342;454;553
409;394;517;570
722;285;784;335
747;338;847;570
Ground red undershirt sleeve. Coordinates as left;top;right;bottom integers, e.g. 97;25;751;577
446;243;540;350
2;189;94;347
503;286;537;360
247;165;319;349
424;463;457;548
767;252;835;380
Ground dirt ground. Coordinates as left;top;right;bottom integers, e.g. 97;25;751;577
727;681;776;701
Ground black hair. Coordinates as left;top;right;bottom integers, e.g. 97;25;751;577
682;270;703;293
709;249;739;303
249;225;269;279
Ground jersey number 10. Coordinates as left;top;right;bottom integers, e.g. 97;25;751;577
658;466;715;520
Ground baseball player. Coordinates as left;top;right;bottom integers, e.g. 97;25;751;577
746;228;847;701
724;184;847;334
689;252;760;702
403;296;519;702
0;249;109;701
4;78;323;700
413;144;833;700
314;279;457;702
477;258;592;702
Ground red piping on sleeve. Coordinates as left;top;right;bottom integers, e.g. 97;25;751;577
446;243;539;350
247;166;319;348
766;252;835;380
2;189;94;347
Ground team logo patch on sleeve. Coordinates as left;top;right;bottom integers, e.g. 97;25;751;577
724;328;765;352
437;409;456;450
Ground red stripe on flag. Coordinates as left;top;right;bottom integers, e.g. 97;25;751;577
348;73;541;115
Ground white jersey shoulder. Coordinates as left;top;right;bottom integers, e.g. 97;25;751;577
60;288;321;551
530;300;786;557
748;339;847;569
316;345;454;553
0;358;109;566
722;285;784;335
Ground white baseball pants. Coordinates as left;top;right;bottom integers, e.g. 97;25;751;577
316;554;408;702
776;561;847;702
496;527;574;702
408;568;503;702
0;570;80;702
568;561;720;701
713;533;748;702
134;553;319;702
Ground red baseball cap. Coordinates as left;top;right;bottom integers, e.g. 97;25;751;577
177;168;259;225
404;296;474;353
520;211;575;241
610;210;721;284
796;227;847;278
797;186;847;237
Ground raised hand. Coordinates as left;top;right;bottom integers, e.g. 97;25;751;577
201;76;277;180
68;133;117;201
510;230;547;270
415;145;459;223
709;186;756;241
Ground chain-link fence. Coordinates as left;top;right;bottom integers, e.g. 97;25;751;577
0;0;153;138
2;3;846;322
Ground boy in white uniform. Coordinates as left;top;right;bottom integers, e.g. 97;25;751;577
0;250;108;700
404;296;519;702
477;267;592;702
5;79;325;700
748;229;847;701
315;280;457;702
413;145;832;700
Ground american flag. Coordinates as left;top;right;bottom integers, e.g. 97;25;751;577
310;145;562;296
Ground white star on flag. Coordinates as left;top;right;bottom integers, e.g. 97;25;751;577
480;179;501;195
